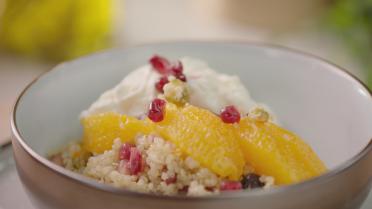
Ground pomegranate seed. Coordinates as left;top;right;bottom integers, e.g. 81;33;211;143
169;62;187;82
175;73;187;82
165;174;177;185
149;55;170;74
220;181;242;191
126;147;143;175
147;98;166;122
119;143;134;161
220;105;241;123
155;76;169;93
170;61;183;75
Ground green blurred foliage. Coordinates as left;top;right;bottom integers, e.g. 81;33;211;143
327;0;372;88
0;0;113;62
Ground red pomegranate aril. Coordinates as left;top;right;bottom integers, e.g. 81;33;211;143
148;98;167;122
126;147;143;175
148;109;164;122
155;76;169;92
170;61;183;75
175;73;187;82
220;105;241;123
165;174;177;185
220;181;242;191
119;143;134;161
170;61;187;82
149;55;170;74
150;98;166;111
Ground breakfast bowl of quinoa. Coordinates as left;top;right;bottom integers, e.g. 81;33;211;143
11;42;372;209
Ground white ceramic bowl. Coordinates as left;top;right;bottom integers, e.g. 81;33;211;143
11;42;372;209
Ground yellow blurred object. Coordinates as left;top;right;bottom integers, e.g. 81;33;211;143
0;0;113;61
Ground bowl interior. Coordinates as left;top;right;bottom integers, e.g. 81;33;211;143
14;42;372;169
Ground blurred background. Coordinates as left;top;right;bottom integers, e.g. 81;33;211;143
0;0;371;144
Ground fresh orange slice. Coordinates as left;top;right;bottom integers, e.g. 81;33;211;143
237;118;327;184
82;112;154;154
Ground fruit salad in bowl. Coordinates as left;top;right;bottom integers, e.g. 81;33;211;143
50;55;327;196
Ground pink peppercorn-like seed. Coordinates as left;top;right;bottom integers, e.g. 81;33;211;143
220;181;242;191
149;55;170;74
155;76;169;93
147;98;167;122
220;105;241;124
126;147;143;175
119;143;134;161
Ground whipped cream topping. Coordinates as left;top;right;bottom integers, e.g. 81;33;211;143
81;57;261;118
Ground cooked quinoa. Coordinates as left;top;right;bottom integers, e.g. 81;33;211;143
51;135;274;196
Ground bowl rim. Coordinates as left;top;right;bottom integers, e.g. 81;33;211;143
11;41;372;200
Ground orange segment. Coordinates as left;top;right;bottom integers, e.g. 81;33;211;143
154;104;245;180
82;112;154;154
81;103;326;184
237;118;327;185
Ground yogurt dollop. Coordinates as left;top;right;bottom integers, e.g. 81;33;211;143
82;57;259;117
